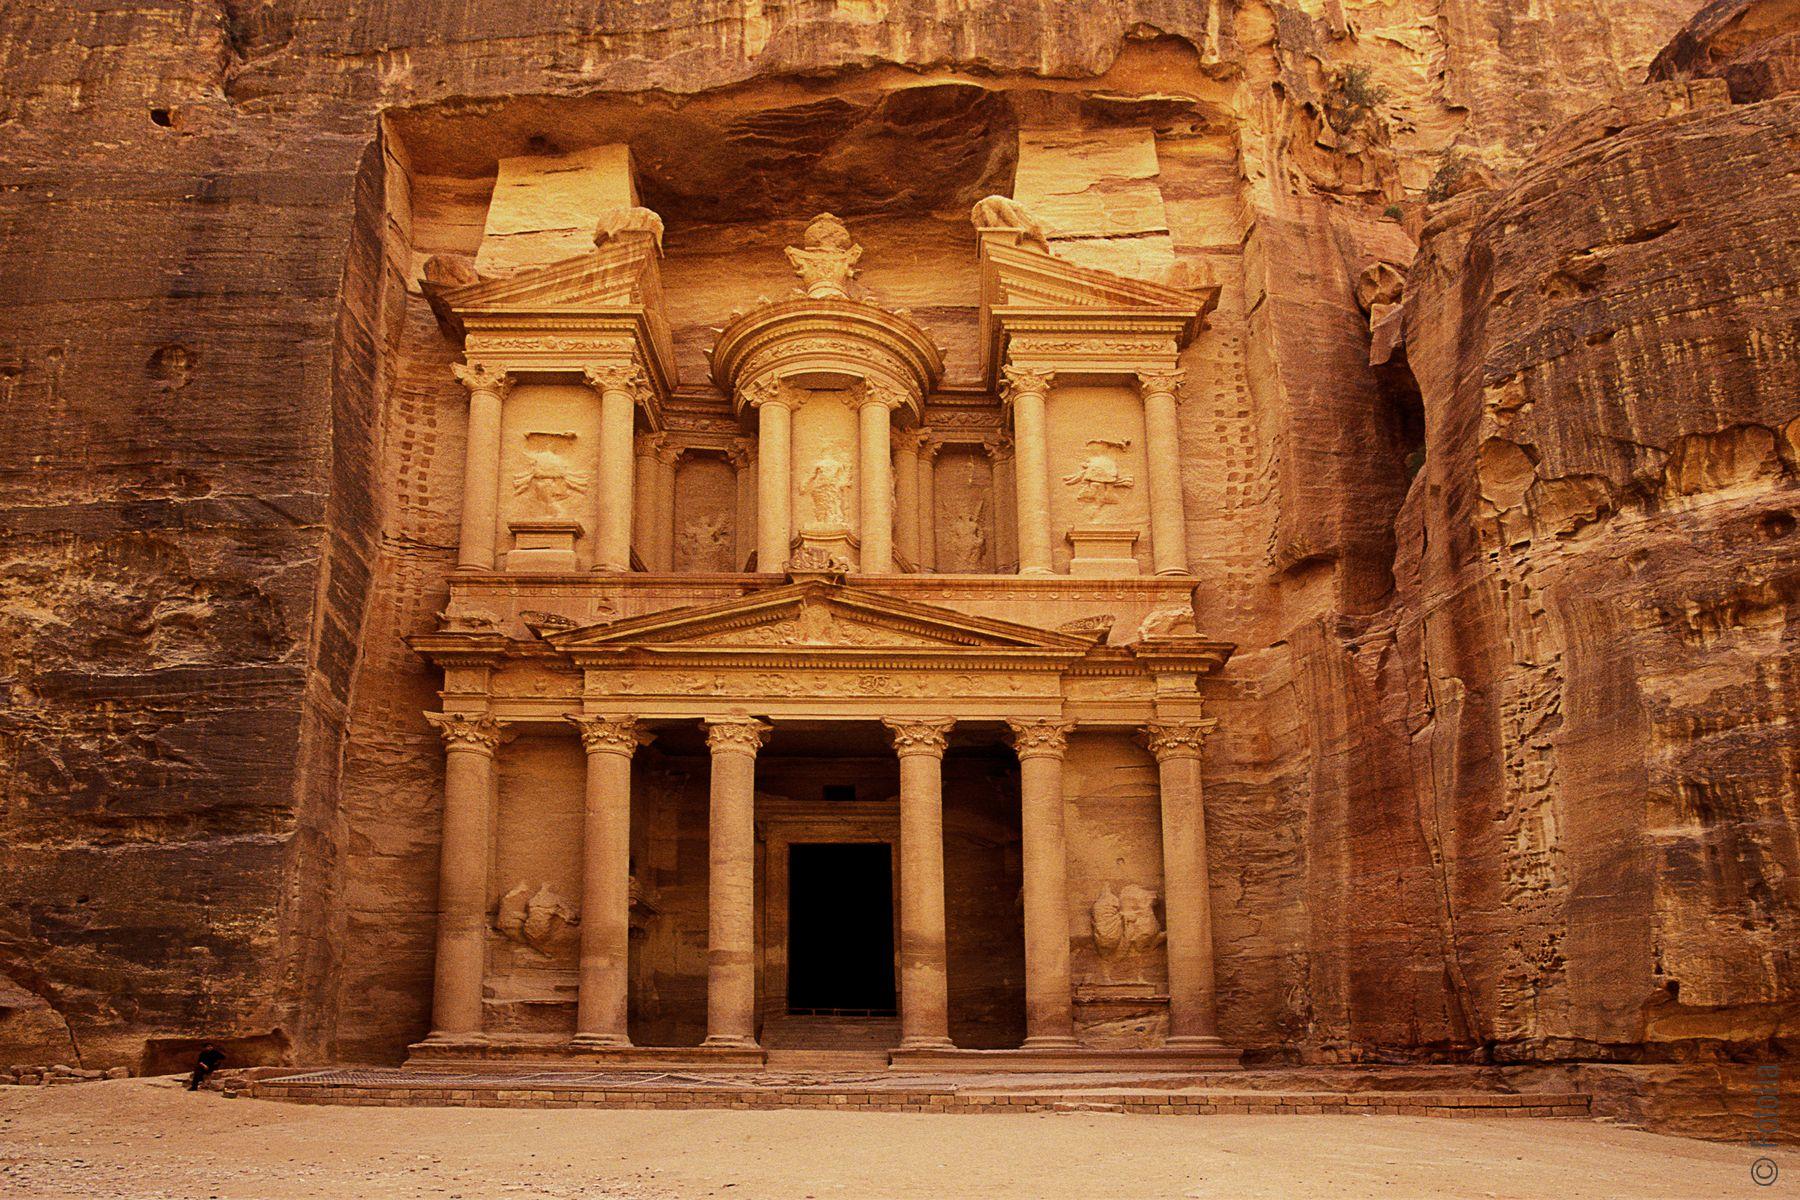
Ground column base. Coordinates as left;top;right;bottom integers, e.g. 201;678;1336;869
570;1032;633;1050
1020;1034;1081;1051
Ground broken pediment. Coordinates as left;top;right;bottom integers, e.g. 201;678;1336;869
424;233;677;394
545;582;1096;659
976;236;1222;384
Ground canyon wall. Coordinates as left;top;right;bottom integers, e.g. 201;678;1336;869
2;0;1791;1113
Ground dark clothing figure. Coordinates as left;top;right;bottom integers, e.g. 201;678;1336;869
186;1045;225;1091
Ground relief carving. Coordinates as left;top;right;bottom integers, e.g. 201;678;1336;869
785;213;862;300
1063;438;1135;516
513;432;589;515
1092;884;1166;959
798;451;852;532
492;882;579;954
680;511;734;572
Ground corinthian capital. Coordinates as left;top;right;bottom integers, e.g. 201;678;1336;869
883;718;954;757
425;711;506;754
704;717;772;756
1000;364;1054;402
1139;721;1212;761
567;714;650;757
1136;369;1187;398
584;361;648;399
452;361;512;396
1006;718;1074;760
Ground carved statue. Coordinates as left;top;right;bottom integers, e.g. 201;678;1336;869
1136;603;1197;640
593;205;665;252
512;432;589;514
437;605;502;633
799;454;851;531
970;194;1050;251
785;213;862;300
1063;438;1135;513
680;511;733;571
492;882;579;954
1092;884;1165;958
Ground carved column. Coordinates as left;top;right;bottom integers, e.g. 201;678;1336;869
1008;718;1078;1048
884;718;956;1049
451;363;512;571
1141;722;1221;1044
729;439;757;573
633;434;660;569
567;715;647;1046
751;388;793;573
893;431;921;568
652;439;681;572
1137;370;1191;576
703;717;770;1047
424;711;505;1036
916;436;940;573
1002;366;1055;576
584;364;643;573
984;436;1018;574
857;388;899;574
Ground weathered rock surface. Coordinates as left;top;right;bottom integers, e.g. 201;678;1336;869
0;0;1792;1143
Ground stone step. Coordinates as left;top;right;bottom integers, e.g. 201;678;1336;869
248;1069;1593;1120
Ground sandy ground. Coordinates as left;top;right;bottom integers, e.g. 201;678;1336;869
0;1077;1773;1199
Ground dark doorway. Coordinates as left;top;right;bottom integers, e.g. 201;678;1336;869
786;843;896;1015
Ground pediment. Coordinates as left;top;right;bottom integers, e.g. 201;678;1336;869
982;241;1219;322
430;237;661;320
545;582;1096;657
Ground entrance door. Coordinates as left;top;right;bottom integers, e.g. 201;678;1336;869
786;842;896;1015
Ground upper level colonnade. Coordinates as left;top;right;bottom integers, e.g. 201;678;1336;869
425;198;1218;582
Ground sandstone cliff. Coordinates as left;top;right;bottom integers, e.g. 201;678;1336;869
0;0;1791;1137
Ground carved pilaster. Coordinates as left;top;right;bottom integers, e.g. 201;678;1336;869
883;718;954;758
1007;718;1074;760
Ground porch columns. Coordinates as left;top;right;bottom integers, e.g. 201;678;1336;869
751;391;793;573
1001;366;1055;576
567;715;646;1046
1142;722;1222;1044
858;389;898;574
583;364;642;572
424;711;505;1036
893;431;921;568
1007;718;1078;1048
1137;370;1191;576
916;437;940;572
884;718;956;1049
451;363;511;571
703;717;770;1047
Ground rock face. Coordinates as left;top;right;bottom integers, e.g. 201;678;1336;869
0;0;1792;1139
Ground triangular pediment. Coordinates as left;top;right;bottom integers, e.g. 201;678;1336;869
983;241;1218;320
431;237;660;317
546;582;1096;656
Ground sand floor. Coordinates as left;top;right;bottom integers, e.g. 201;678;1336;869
0;1077;1772;1199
